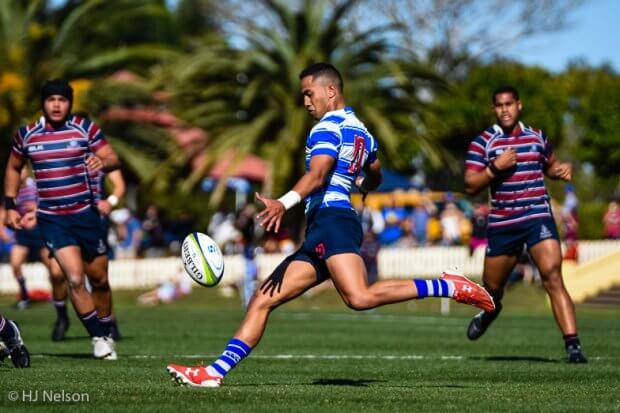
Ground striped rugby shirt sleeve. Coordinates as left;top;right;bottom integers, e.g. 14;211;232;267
308;121;342;159
465;134;488;172
11;129;26;161
540;129;554;164
85;119;109;152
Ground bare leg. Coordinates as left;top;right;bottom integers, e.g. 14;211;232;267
482;254;520;303
327;253;419;309
234;261;319;347
10;245;30;302
528;239;577;335
53;247;94;315
41;250;68;302
326;253;493;311
84;255;112;317
41;250;70;340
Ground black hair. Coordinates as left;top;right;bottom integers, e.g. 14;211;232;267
299;62;343;93
492;85;519;104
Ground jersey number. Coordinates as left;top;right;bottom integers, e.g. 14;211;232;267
348;136;366;174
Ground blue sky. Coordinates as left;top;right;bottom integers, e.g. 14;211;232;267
509;0;620;72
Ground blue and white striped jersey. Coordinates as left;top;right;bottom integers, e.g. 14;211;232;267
304;106;378;214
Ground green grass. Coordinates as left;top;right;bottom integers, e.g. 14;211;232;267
0;283;619;412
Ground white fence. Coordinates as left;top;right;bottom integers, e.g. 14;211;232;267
1;240;619;294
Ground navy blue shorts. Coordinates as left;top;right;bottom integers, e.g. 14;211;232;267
486;217;559;257
15;227;46;250
288;207;363;282
37;208;108;261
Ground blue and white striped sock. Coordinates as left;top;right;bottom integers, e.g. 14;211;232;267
207;338;252;378
414;279;455;298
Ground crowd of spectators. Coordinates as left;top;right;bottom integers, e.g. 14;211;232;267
1;191;619;264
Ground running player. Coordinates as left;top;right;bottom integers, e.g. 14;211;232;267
9;167;49;310
89;168;125;340
464;85;587;363
0;314;30;368
9;167;69;340
167;63;495;387
3;79;120;359
48;167;126;341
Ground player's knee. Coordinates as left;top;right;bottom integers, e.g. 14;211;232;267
89;277;110;292
541;264;563;290
542;273;564;293
343;293;374;311
66;273;86;290
248;291;277;312
49;271;65;285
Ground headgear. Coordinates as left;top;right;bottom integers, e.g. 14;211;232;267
41;79;73;107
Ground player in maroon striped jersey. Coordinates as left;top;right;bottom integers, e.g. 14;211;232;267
3;79;120;359
464;85;586;363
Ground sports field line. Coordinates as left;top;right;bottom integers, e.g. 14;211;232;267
30;354;610;361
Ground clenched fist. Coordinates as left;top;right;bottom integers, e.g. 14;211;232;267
494;148;518;171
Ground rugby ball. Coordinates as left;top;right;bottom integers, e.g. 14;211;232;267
181;232;224;287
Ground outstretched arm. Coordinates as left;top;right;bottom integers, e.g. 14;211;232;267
256;155;335;233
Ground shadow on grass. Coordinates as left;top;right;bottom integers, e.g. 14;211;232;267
48;336;90;342
312;378;385;387
48;336;133;342
470;355;559;363
38;352;94;359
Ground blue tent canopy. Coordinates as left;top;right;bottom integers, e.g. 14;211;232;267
375;169;421;192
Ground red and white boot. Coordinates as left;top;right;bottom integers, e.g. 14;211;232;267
441;271;495;312
167;364;223;388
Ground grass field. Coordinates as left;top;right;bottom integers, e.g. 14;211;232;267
0;282;619;412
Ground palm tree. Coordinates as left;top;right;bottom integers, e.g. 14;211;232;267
163;0;447;210
0;0;183;189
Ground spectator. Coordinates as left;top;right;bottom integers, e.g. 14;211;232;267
603;200;620;239
561;186;579;261
165;209;195;255
440;202;464;245
379;194;407;245
412;198;435;246
210;213;240;255
235;204;258;309
0;207;15;263
357;205;384;236
110;208;143;259
394;219;417;248
137;267;193;306
426;209;442;245
360;230;381;285
141;205;167;257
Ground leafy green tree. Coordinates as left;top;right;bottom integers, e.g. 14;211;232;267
427;60;568;189
0;0;182;186
163;0;446;209
562;64;620;178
